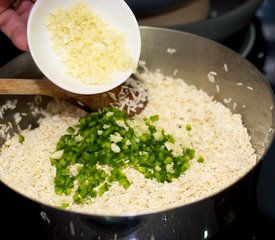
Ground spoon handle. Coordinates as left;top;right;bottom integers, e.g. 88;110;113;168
0;78;66;97
0;78;114;111
0;78;92;109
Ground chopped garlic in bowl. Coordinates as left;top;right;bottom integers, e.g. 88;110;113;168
27;0;141;94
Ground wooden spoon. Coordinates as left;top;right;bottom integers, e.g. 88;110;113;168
0;76;147;116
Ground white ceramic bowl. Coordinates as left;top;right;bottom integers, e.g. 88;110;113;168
27;0;141;94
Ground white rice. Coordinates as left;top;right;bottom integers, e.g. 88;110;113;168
0;71;256;216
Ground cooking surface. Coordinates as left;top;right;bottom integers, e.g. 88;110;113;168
0;0;274;239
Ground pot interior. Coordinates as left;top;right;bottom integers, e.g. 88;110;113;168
0;26;274;215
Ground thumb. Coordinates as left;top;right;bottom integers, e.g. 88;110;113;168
11;24;29;51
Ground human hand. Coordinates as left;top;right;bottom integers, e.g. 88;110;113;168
0;0;35;51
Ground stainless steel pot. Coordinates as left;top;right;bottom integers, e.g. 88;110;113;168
0;27;274;239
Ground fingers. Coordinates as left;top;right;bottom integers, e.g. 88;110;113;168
0;1;15;14
11;22;29;51
0;0;34;51
0;8;28;51
14;1;34;25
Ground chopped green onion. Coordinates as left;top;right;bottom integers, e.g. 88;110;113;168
67;126;75;135
119;177;131;189
150;115;159;122
197;155;205;163
59;203;69;209
18;134;24;143
185;124;192;131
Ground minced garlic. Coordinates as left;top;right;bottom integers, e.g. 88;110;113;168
45;1;136;85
